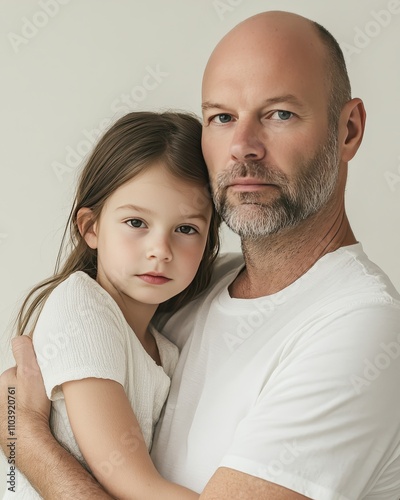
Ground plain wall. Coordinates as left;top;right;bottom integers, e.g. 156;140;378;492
1;0;399;495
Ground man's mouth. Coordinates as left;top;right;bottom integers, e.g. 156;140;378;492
227;177;276;191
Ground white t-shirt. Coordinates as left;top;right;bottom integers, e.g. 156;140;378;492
5;271;178;499
151;244;400;500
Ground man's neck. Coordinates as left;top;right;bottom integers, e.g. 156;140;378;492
229;202;356;299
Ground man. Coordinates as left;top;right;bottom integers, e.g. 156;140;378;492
1;10;400;499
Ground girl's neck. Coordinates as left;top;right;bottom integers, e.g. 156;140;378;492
95;277;161;363
118;299;162;365
117;296;161;365
113;298;155;338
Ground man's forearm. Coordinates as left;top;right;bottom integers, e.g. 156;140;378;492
0;337;111;499
18;421;112;499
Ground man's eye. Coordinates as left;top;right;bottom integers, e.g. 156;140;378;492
272;110;293;121
126;219;146;228
176;225;197;235
212;114;232;124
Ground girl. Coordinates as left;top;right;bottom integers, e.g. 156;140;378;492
8;111;220;499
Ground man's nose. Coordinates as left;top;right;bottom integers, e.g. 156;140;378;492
229;118;266;163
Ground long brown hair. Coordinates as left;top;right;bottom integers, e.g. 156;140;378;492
16;111;220;336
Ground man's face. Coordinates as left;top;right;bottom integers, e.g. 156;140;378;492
209;132;339;239
201;23;342;239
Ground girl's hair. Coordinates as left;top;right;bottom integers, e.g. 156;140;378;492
16;111;220;336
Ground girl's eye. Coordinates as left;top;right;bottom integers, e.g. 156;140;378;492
211;114;232;124
271;110;293;121
126;219;146;228
176;225;197;235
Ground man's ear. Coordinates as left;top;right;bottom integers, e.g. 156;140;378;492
77;208;98;249
338;97;367;163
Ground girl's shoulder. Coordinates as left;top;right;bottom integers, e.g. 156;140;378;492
34;272;126;350
42;271;122;327
48;271;111;307
51;270;98;294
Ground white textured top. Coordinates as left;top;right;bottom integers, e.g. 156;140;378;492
4;271;178;499
152;244;400;499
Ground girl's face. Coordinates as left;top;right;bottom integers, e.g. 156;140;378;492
84;162;212;309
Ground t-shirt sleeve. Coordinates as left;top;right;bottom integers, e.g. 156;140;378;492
219;302;400;500
32;274;126;401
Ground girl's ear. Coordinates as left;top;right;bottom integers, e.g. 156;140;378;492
77;208;98;249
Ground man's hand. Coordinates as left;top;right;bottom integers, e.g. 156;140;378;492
0;337;111;498
0;336;51;465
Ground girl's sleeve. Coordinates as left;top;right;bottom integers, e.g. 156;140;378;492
32;274;126;401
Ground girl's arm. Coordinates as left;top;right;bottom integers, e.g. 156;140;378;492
0;336;112;499
63;377;199;500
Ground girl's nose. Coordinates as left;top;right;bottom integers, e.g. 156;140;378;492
146;235;172;262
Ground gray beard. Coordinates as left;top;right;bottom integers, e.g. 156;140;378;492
212;130;339;240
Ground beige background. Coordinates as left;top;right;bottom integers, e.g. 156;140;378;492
1;0;399;495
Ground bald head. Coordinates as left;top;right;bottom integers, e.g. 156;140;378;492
208;10;320;52
203;11;351;124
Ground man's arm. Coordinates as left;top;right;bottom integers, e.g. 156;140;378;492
200;468;311;500
16;421;112;499
0;336;111;499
